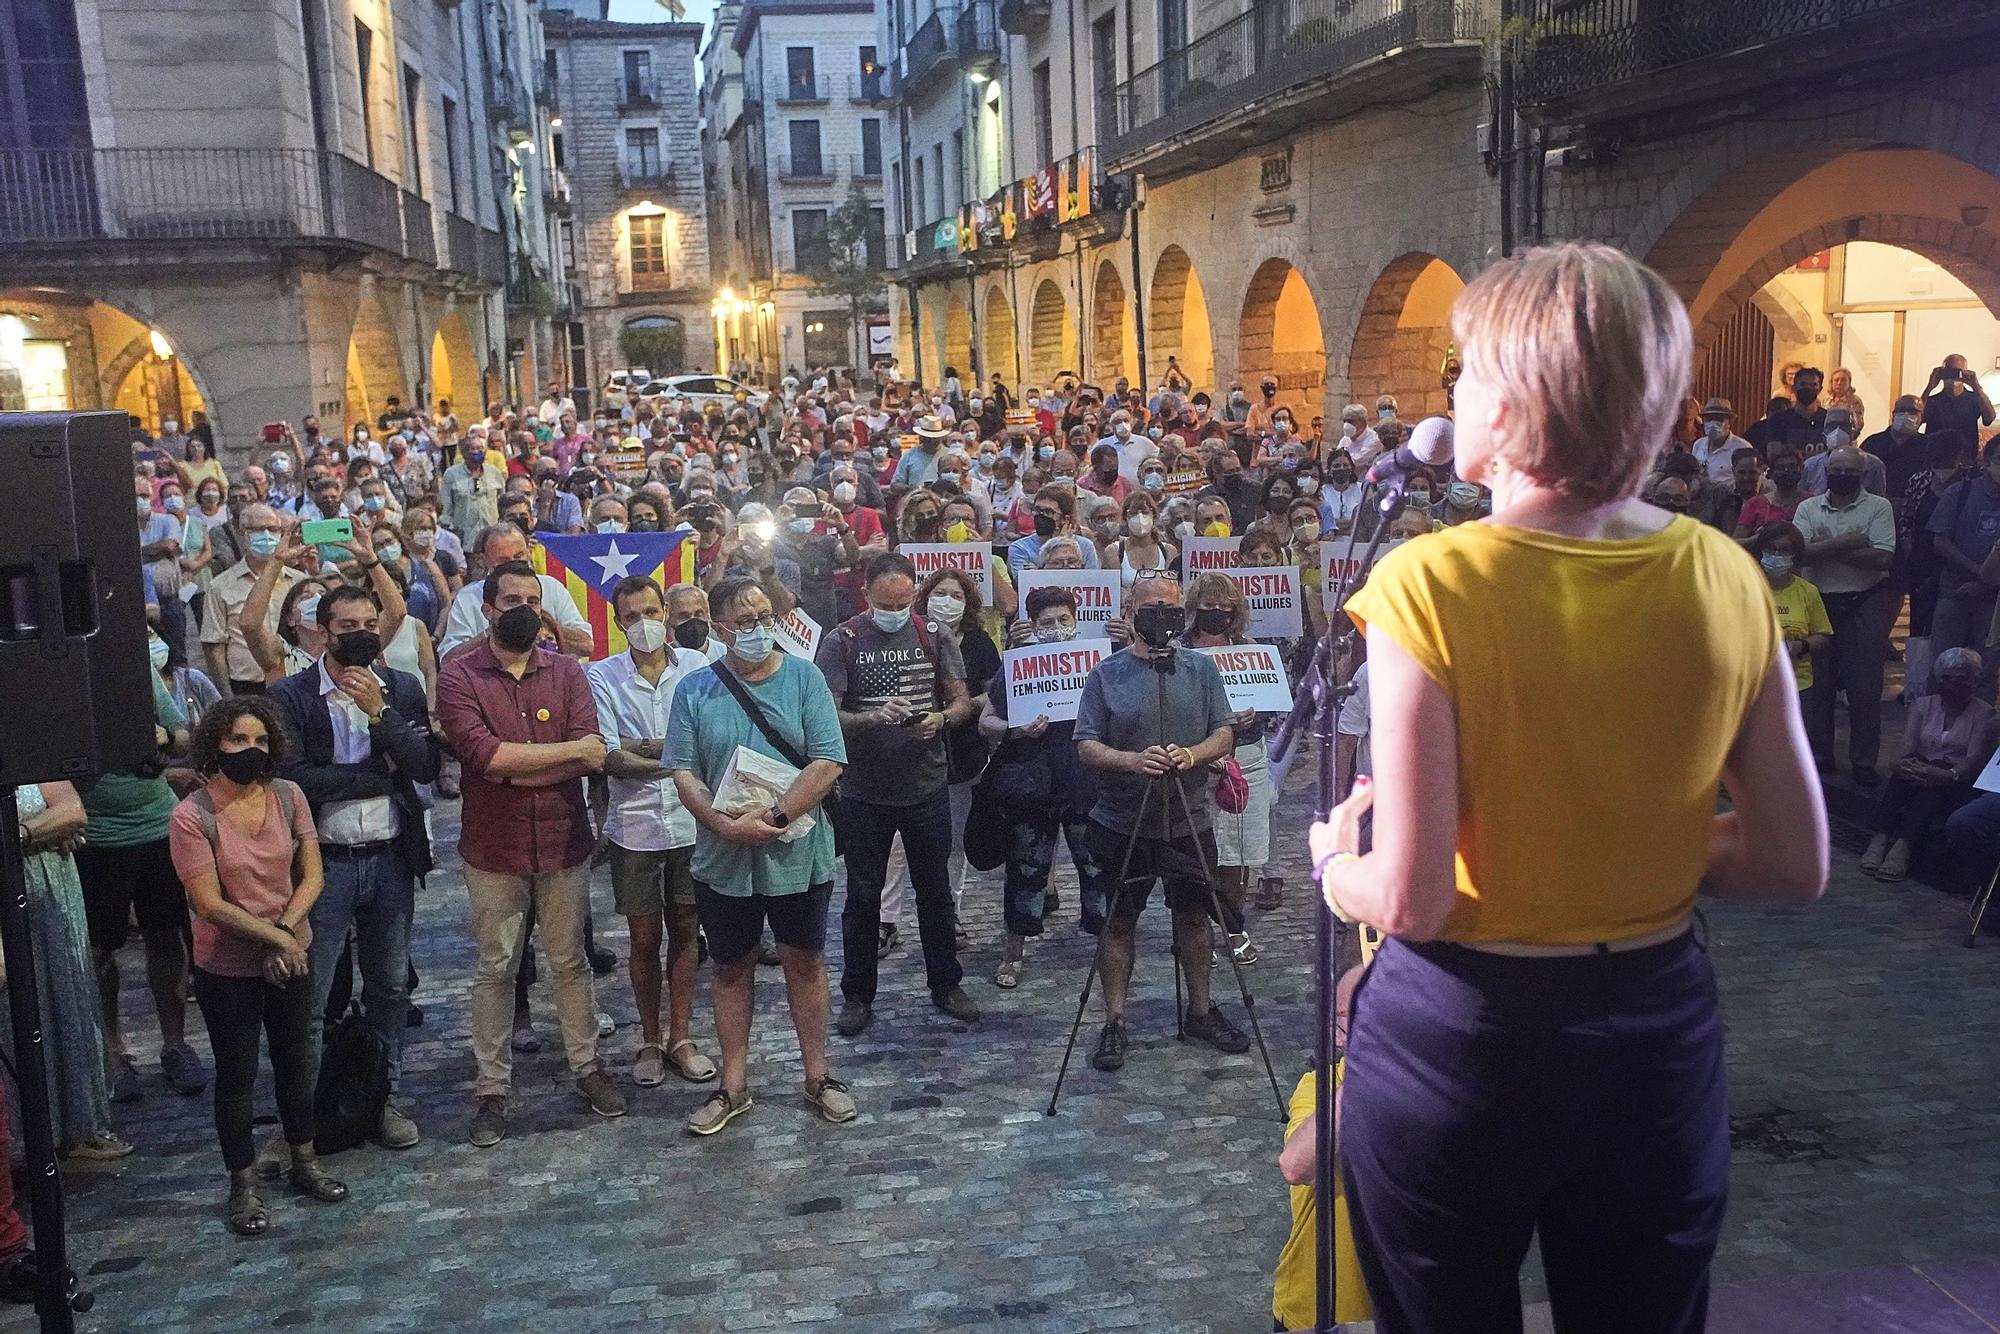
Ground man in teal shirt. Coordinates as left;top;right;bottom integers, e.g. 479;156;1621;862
75;667;205;1101
667;575;849;1137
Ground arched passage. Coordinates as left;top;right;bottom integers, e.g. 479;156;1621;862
430;310;479;414
346;296;408;429
1347;254;1466;418
0;290;212;428
1091;261;1136;387
943;294;974;382
983;285;1018;385
1147;245;1214;394
1238;258;1324;400
1028;279;1074;384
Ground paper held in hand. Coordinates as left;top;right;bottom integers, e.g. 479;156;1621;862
1975;746;2000;795
713;744;817;842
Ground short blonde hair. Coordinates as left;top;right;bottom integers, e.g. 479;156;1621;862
1451;243;1690;506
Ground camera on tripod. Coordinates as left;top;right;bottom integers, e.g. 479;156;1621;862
1132;603;1184;670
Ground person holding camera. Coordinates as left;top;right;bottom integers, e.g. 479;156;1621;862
1922;353;1996;444
1073;572;1245;1072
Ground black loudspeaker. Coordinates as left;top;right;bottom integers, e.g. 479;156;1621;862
0;410;156;786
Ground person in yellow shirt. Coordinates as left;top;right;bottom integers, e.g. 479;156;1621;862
1751;521;1833;694
1310;245;1826;1334
1271;967;1369;1330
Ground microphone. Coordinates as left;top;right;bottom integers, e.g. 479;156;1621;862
1365;415;1455;488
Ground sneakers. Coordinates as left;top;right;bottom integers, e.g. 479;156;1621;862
687;1088;753;1136
108;1054;141;1105
64;1132;134;1162
876;923;899;958
1861;832;1890;875
804;1074;857;1124
510;1021;542;1053
576;1069;628;1118
1090;1020;1128;1072
1876;838;1911;883
468;1096;508;1148
931;986;981;1023
377;1102;420;1150
835;999;873;1037
160;1042;207;1096
758;936;781;967
596;1011;617;1039
1184;1005;1251;1055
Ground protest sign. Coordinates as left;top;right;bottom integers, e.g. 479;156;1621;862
1183;535;1241;572
1222;565;1303;638
773;604;822;660
899;542;993;602
1016;568;1121;638
1002;641;1110;724
1197;644;1293;713
1321;539;1403;599
1164;466;1207;495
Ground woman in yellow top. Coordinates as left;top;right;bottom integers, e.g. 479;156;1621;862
1310;243;1827;1334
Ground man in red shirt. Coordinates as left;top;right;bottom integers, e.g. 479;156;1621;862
436;560;625;1146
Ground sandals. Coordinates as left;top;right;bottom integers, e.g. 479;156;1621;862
227;1171;270;1237
633;1044;668;1087
992;959;1024;989
286;1147;349;1204
665;1039;717;1084
1254;876;1285;911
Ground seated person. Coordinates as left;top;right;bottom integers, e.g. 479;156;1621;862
1863;647;1996;883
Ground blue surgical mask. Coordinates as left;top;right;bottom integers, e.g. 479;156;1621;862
787;517;815;535
1704;420;1726;438
1142;473;1164;492
148;634;170;670
317;542;349;565
377;542;403;564
247;530;281;558
729;626;775;663
1760;553;1795;577
364;495;386;512
596;519;626;534
872;605;912;634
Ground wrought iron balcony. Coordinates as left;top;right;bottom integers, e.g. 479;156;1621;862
1104;0;1482;174
856;63;893;102
0;146;480;275
1514;0;1999;125
618;159;675;191
489;71;535;140
902;11;953;91
954;1;1001;66
618;73;660;112
774;72;840;103
443;211;507;286
998;0;1050;34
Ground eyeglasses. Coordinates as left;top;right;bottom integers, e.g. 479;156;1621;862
722;613;779;633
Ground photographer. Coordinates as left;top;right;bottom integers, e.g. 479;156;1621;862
1073;573;1244;1072
1922;353;1996;444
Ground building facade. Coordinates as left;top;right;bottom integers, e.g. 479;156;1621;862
703;0;892;382
546;12;714;391
0;0;566;456
884;0;2000;432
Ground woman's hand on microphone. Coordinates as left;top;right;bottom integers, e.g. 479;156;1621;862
1312;775;1373;877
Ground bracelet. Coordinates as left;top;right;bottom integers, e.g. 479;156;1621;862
273;922;296;937
1315;849;1358;880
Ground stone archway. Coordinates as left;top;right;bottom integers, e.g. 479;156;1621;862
1346;253;1465;418
430;309;479;415
943;293;974;382
1147;244;1214;394
983;285;1018;386
1238;258;1324;398
346;295;408;429
1028;279;1074;384
1091;260;1135;387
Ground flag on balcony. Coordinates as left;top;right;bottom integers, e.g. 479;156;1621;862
1074;150;1093;219
531;530;696;660
958;205;977;253
999;184;1019;240
1025;167;1056;219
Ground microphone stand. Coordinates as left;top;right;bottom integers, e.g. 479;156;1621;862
1285;480;1405;1334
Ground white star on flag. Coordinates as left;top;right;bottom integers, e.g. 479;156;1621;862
590;539;638;584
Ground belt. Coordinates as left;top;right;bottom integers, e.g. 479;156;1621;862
318;839;397;858
1457;918;1692;959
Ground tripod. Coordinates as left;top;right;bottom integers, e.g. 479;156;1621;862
1046;650;1288;1124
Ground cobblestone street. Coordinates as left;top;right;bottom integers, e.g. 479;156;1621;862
21;772;2000;1332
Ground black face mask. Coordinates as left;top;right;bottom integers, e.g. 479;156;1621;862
631;516;661;532
1133;602;1185;649
1771;469;1802;490
1826;474;1862;499
507;514;532;536
1193;607;1233;636
330;629;381;668
1033;512;1058;539
673;617;710;651
216;746;271;785
493;604;542;652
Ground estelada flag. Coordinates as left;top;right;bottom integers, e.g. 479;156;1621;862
531;529;695;660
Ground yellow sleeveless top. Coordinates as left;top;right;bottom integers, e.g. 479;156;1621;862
1343;516;1777;945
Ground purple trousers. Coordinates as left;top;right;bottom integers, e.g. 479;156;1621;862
1341;932;1729;1334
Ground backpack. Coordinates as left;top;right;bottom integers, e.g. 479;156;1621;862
188;783;302;882
313;1003;390;1154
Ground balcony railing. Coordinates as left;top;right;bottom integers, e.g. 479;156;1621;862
618;74;659;111
998;0;1050;33
900;3;1002;95
903;11;952;89
1106;0;1480;167
774;72;837;103
1515;0;1986;115
856;66;892;101
443;215;507;286
954;1;1001;62
618;159;674;191
400;189;435;266
775;154;834;182
489;71;534;137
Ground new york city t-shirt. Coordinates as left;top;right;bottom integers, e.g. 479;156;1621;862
815;615;965;806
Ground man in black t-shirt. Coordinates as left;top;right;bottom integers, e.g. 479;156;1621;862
1922;354;1996;448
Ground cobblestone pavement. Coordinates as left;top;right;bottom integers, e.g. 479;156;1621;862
16;762;2000;1333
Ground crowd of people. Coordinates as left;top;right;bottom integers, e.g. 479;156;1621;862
4;337;1991;1270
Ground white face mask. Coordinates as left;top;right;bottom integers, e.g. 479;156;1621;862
832;481;857;504
1341;422;1358;439
624;616;668;653
928;593;965;626
1034;621;1078;643
1127;512;1154;538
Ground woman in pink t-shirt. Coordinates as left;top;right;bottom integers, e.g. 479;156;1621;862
1734;447;1809;538
168;698;344;1237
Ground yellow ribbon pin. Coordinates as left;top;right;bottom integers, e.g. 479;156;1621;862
535;707;551;722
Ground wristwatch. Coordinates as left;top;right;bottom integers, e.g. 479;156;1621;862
766;805;791;830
